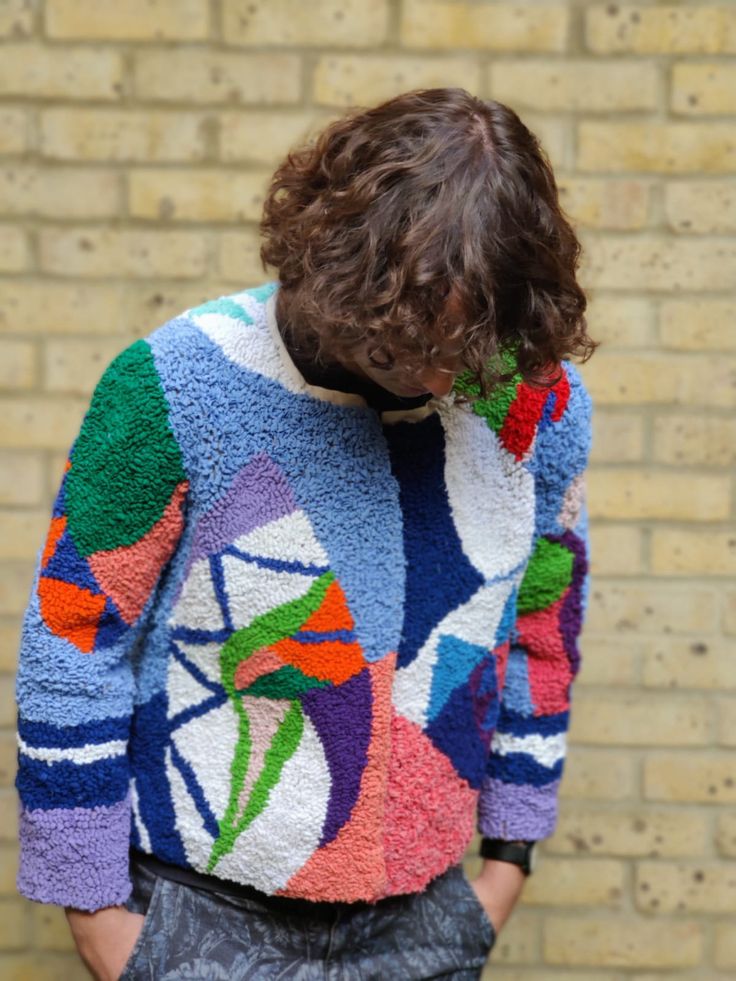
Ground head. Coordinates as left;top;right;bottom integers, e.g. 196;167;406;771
259;87;598;397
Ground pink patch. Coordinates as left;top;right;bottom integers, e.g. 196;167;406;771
380;713;477;896
278;654;396;902
233;648;284;691
518;594;573;716
492;639;511;693
88;481;188;625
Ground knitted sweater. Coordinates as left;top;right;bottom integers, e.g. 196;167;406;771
15;281;593;912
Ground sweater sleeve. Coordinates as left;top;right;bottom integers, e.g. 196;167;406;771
478;361;593;841
15;338;189;910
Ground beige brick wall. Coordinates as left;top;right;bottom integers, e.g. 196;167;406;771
0;1;734;977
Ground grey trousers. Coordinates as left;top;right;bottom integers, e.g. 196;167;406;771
120;853;495;980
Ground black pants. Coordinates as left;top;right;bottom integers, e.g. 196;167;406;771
120;853;495;979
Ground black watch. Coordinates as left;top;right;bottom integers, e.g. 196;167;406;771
479;837;537;876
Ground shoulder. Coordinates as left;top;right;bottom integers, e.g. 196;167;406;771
525;361;593;479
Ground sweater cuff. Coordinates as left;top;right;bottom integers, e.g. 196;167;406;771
477;777;560;841
17;797;132;911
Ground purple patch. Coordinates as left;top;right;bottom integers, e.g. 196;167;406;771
468;653;499;743
477;776;561;840
191;453;297;562
301;668;372;847
558;529;588;676
17;797;132;911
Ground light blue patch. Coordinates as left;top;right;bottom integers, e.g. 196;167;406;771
428;635;488;722
494;585;519;647
501;646;534;715
248;281;279;303
189;297;253;324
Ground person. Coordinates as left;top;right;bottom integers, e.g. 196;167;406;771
14;87;597;980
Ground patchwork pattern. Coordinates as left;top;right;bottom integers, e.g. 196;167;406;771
15;281;593;911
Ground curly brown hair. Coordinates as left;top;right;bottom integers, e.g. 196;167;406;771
259;87;599;394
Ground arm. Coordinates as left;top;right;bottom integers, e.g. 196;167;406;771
15;338;189;916
473;360;593;927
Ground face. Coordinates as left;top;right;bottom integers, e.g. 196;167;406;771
339;342;466;400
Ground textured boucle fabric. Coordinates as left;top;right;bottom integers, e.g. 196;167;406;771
15;281;593;911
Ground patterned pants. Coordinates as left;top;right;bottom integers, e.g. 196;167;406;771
120;853;495;979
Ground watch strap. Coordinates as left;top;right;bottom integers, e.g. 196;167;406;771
479;837;535;874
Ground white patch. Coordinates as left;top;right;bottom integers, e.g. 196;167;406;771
234;510;329;568
558;471;586;530
393;578;517;728
171;702;239;824
168;557;225;633
17;734;126;765
166;745;213;870
439;404;535;581
212;710;331;893
490;731;566;770
173;639;223;686
166;655;216;721
221;554;315;631
130;778;151;852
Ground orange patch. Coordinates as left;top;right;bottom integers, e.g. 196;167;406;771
270;637;364;686
38;576;106;653
41;516;66;570
300;580;354;633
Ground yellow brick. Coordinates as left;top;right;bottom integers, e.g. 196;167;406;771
41;108;210;163
122;283;233;337
0;340;34;390
559;748;636;801
0;450;43;507
643;638;736;690
0;397;86;450
44;338;129;396
31;903;76;952
522;857;623;907
0;563;33;616
490;60;657;112
581;235;736;291
0;841;19;894
665;180;736;235
557;177;650;230
0;952;89;981
0;898;28;951
0;225;29;272
588;525;643;576
586;581;717;635
547;806;710;858
576;637;640;687
651;530;736;577
217;229;272;283
715;922;736;970
590;412;644;464
645;752;736;802
134;50;301;105
578;122;736;173
659;299;736;351
220;109;331;165
313;55;481;108
0;732;15;789
726;591;736;636
0;675;16;727
128;168;270;223
587;468;731;521
0;621;21;673
0;790;18;843
0;281;127;335
672;62;736;115
717;812;736;857
484;910;540;966
0;165;119;220
40;228;207;279
46;0;209;40
0;510;48;560
0;43;124;100
653;414;736;467
582;352;736;408
401;1;568;52
636;860;736;914
717;696;736;747
544;915;702;968
521;115;569;172
0;108;28;154
569;692;711;747
223;0;388;46
586;5;736;55
586;296;654;348
481;974;620;981
0;0;33;38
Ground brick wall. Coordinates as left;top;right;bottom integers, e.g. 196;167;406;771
1;1;734;977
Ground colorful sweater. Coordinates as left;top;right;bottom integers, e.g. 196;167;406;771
15;281;593;912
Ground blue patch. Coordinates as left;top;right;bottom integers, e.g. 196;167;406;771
42;529;99;592
485;750;563;787
94;597;130;649
428;634;488;723
18;714;129;748
15;754;129;809
426;682;487;789
495;708;569;738
170;741;219;839
500;647;534;715
385;414;483;669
